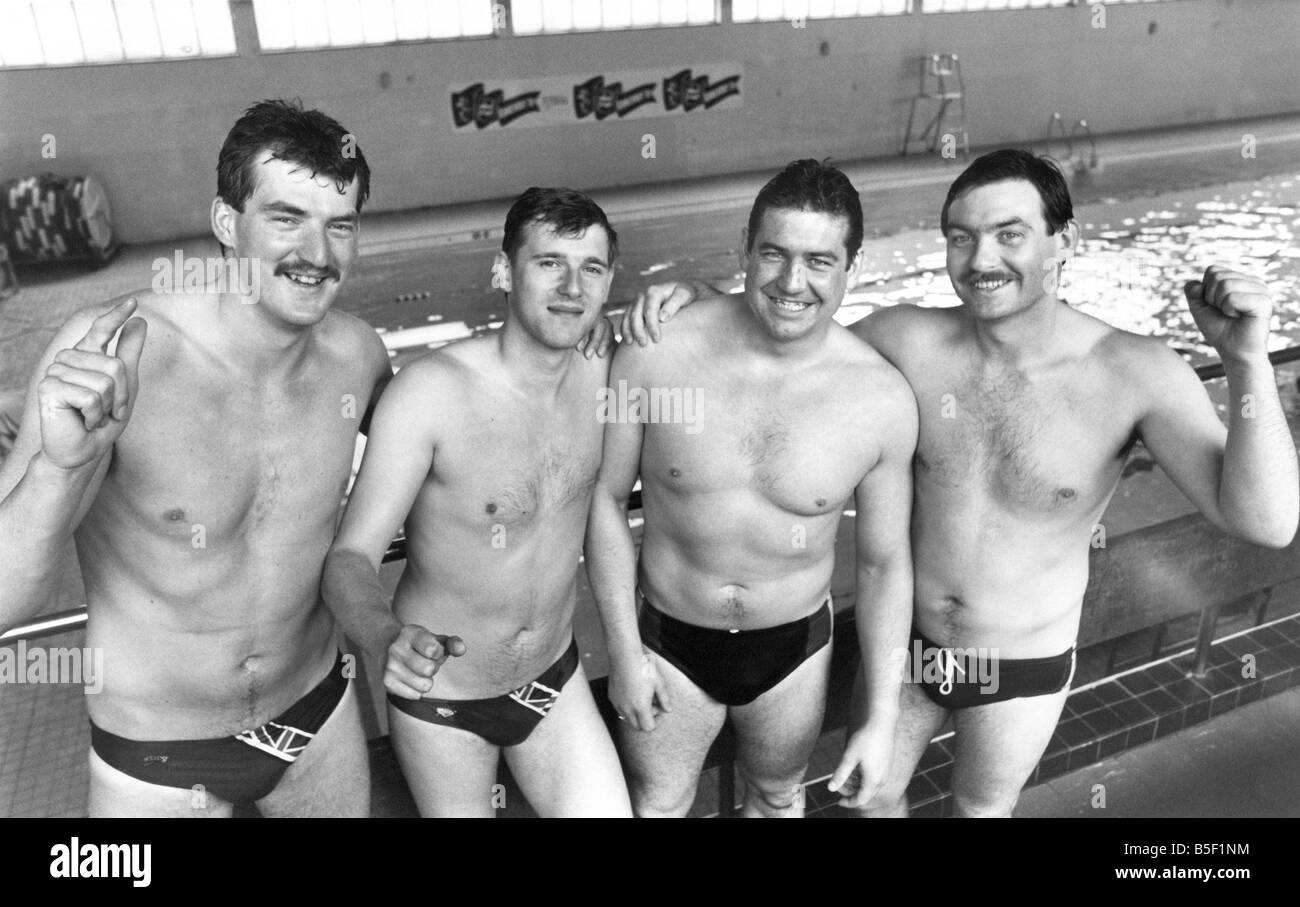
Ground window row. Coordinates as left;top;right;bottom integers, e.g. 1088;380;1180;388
0;0;1181;68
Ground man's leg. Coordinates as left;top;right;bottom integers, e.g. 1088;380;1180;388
387;702;502;818
88;749;234;818
729;641;833;818
949;686;1070;818
258;681;370;817
505;661;632;817
619;651;728;818
857;677;950;818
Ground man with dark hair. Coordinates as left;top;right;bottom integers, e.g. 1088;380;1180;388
850;148;1295;817
323;187;632;817
0;99;391;817
636;147;1298;816
586;159;916;817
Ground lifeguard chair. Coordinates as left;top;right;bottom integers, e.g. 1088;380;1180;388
901;54;970;159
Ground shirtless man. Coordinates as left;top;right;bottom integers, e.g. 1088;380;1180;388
639;148;1299;817
322;188;632;817
0;100;391;817
586;160;917;817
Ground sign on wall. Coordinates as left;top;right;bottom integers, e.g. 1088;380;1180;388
449;63;743;131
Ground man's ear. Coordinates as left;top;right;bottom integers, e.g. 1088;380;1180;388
846;245;864;284
491;251;512;292
738;227;750;269
1057;219;1081;262
211;197;237;253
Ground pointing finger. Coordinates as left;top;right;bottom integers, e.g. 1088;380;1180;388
76;298;138;354
113;318;147;420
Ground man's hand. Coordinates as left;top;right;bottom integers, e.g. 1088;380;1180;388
576;315;617;359
384;624;467;699
608;650;672;731
37;298;146;470
620;282;697;346
826;719;895;809
1185;265;1273;366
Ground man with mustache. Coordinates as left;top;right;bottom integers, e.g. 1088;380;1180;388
587;159;916;817
637;148;1299;817
0;99;387;816
323;188;632;817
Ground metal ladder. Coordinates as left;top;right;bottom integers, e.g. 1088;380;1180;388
901;53;970;159
1043;112;1098;172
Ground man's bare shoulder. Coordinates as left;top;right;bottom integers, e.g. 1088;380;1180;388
853;303;960;360
1084;311;1185;375
827;324;918;419
657;293;740;344
614;296;734;375
316;309;390;374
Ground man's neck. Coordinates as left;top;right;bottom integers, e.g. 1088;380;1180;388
496;318;575;394
736;300;832;364
967;295;1064;370
213;294;315;376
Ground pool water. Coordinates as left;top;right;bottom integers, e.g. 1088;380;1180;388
824;172;1300;364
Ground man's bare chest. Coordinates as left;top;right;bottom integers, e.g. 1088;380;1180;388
644;381;873;517
105;369;365;539
435;398;605;527
911;367;1131;514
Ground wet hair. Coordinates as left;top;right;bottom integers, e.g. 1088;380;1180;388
940;148;1073;235
216;99;371;214
501;187;619;264
746;159;863;268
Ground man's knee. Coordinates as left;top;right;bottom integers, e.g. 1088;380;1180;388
858;784;910;818
736;762;807;815
952;789;1017;818
628;769;697;818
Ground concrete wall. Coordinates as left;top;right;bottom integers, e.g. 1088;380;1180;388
1;0;1296;243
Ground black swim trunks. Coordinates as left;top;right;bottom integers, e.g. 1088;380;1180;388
388;638;580;748
909;627;1075;710
90;650;350;806
637;590;833;706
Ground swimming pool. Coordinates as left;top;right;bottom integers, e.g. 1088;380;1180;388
364;171;1300;373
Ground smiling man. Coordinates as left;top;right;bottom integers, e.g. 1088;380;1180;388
625;149;1298;818
586;160;916;817
848;148;1298;817
0;99;391;816
322;188;632;817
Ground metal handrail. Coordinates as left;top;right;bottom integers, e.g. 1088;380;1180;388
1045;111;1072;161
4;346;1298;647
1069;118;1098;169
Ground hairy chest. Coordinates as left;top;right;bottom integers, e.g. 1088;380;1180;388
911;367;1130;515
643;377;873;517
435;399;604;528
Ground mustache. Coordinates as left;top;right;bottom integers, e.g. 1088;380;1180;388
275;262;340;281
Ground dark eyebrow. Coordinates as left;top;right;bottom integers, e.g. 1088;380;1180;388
757;240;841;261
528;251;609;268
261;201;307;216
261;201;357;224
945;217;1030;234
